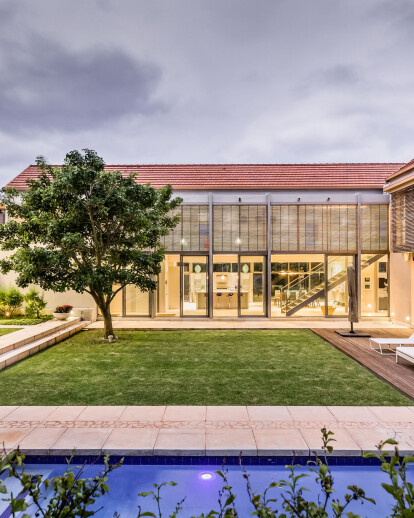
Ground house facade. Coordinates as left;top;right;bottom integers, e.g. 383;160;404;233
2;161;411;325
384;159;414;327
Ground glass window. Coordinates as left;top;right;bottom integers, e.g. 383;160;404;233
240;256;266;316
361;254;389;316
125;286;150;316
213;255;239;317
156;255;180;317
326;256;353;317
182;256;209;317
271;254;325;317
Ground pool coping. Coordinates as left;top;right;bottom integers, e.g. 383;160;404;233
1;405;414;458
21;454;386;466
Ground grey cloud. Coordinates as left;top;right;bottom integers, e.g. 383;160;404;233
371;0;414;25
1;0;414;186
293;65;363;100
319;65;360;87
0;1;17;25
0;36;164;134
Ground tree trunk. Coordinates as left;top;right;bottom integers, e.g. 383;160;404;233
101;306;115;339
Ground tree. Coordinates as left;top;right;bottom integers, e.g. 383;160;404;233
0;149;181;337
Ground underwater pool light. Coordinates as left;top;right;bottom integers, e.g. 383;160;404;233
198;471;215;481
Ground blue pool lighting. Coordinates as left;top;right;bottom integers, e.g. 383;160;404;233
198;471;216;481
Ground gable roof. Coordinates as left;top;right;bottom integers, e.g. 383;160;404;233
386;158;414;181
4;162;404;191
384;158;414;193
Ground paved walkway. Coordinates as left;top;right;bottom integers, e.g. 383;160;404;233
1;406;413;457
87;319;403;330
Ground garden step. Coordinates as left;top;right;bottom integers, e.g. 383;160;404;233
0;318;81;355
0;320;89;371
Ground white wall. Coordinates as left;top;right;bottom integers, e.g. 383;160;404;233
390;252;412;327
0;255;97;321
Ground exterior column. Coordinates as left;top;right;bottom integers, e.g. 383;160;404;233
208;193;213;318
356;193;362;318
266;193;272;318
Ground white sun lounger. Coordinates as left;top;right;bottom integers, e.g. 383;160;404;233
396;347;414;365
369;333;414;355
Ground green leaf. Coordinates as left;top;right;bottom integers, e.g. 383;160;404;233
224;494;236;507
11;498;29;512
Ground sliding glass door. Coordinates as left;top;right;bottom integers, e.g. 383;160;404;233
212;255;266;317
239;256;266;316
181;256;209;317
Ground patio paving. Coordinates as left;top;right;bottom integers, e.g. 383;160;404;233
86;319;402;330
1;405;413;457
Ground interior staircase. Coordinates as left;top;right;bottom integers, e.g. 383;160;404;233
0;318;89;371
282;254;385;316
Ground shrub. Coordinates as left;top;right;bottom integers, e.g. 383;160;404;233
24;287;47;318
54;304;73;314
0;286;24;317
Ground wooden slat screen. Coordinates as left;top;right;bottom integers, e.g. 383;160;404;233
162;203;388;253
162;205;209;251
213;205;267;251
272;204;358;252
361;204;389;251
391;186;414;252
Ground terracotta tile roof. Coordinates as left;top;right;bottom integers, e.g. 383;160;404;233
4;162;404;191
386;158;414;181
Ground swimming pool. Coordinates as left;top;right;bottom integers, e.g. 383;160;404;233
1;457;412;517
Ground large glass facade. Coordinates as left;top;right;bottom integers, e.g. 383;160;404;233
100;202;391;320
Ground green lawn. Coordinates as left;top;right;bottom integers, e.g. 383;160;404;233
0;330;410;406
0;328;22;336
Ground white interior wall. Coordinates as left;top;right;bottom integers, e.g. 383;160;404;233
389;252;412;326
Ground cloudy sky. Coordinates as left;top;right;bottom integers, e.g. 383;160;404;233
0;0;413;184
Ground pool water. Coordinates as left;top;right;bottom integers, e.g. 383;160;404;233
1;461;413;517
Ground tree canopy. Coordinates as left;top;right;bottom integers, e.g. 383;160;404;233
0;149;181;337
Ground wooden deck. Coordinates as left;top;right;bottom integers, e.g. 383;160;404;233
312;327;414;400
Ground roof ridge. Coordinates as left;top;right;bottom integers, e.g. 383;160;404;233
25;161;405;167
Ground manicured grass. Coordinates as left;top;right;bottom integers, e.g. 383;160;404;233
0;328;22;335
0;330;410;406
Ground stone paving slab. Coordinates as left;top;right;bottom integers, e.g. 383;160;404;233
87;320;403;330
0;406;413;456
